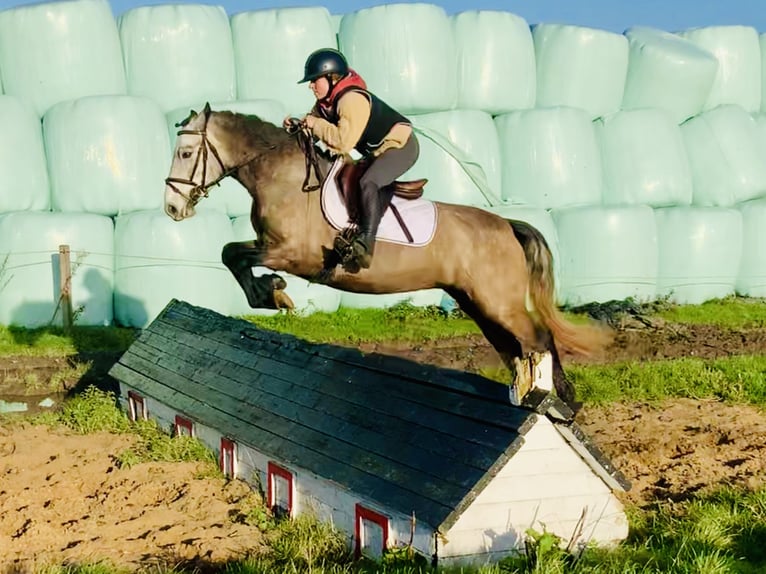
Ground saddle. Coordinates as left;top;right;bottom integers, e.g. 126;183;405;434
335;159;427;232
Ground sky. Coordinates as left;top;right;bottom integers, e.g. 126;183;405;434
0;0;764;34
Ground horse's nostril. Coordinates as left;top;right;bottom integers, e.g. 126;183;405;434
166;204;177;218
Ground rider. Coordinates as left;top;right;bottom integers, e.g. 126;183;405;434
293;47;419;269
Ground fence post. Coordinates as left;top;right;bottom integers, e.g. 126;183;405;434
59;244;73;330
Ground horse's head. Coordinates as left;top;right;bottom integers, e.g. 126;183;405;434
164;103;232;221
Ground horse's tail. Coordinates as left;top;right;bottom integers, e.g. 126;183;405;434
509;219;610;357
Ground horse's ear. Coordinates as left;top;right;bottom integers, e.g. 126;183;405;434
175;109;197;128
203;102;212;118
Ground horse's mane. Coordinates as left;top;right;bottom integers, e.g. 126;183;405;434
214;110;292;153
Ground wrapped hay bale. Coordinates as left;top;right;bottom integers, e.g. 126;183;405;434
44;95;170;215
655;206;742;304
339;3;456;114
114;209;234;327
0;212;114;327
622;26;718;124
552;205;657;305
679;25;761;113
533;23;628;119
0;0;125;117
596;108;693;207
495;107;602;208
452;10;535;114
119;4;236;112
0;96;50;213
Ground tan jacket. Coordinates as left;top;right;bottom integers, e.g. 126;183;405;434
311;91;412;157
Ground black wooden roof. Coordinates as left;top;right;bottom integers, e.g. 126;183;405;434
109;299;627;532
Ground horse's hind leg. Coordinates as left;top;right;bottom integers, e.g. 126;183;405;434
221;240;293;310
446;287;576;406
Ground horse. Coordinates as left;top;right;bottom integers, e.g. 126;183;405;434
163;104;609;407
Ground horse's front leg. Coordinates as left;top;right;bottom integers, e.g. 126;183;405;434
221;240;294;311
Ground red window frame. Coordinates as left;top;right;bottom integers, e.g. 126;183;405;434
267;462;294;517
174;415;194;437
355;504;389;558
220;437;236;478
127;391;146;422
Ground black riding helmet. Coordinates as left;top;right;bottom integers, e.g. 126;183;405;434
298;48;349;84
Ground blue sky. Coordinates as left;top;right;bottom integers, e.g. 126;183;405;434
0;0;764;34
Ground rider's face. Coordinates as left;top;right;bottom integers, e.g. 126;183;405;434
310;76;330;100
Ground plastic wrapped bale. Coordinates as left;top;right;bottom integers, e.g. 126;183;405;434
0;212;114;327
736;199;766;297
166;100;288;218
408;110;502;207
119;4;235;113
762;34;766;112
452;10;535;114
339;4;456;114
44;95;171;216
532;24;628;120
622;27;718;124
232;7;337;117
0;0;126;117
681;105;766;206
114;209;234;327
0;96;50;213
230;215;341;316
552;206;657;305
483;205;562;301
655;207;742;304
495;107;602;208
340;289;443;310
679;26;762;113
596;109;693;207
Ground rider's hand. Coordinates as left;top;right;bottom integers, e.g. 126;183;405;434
303;115;316;130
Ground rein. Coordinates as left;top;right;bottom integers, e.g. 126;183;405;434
165;127;237;207
286;119;324;192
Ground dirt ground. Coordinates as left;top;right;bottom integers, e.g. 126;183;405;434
1;317;765;571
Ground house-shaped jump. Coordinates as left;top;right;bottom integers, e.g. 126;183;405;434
109;299;630;564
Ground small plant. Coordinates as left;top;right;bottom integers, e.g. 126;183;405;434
52;385;131;434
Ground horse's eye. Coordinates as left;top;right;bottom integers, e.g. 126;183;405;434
180;150;192;160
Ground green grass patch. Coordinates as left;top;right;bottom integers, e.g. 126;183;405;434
655;296;766;328
569;355;766;407
242;303;481;344
0;325;137;357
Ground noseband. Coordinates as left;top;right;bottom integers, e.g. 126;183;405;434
165;125;235;208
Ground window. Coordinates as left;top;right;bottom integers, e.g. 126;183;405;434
127;391;146;422
355;504;389;559
220;438;236;478
174;415;194;437
267;462;294;517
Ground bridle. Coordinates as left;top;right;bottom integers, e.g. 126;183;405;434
164;116;237;208
165;111;325;209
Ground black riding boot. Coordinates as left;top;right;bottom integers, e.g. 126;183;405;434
352;187;392;269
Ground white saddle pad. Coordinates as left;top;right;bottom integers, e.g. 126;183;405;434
320;158;437;247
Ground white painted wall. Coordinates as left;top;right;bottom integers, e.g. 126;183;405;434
119;385;436;558
440;417;628;563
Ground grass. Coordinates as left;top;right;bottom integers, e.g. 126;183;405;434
242;303;481;344
0;324;138;357
569;355;766;407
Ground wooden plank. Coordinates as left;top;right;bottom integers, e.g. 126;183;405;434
118;351;474;507
117;362;453;529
